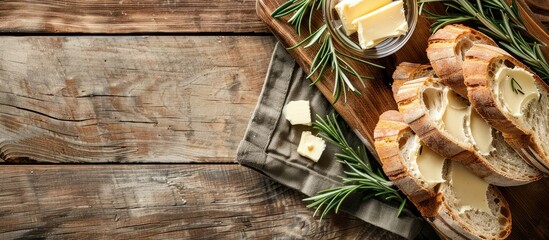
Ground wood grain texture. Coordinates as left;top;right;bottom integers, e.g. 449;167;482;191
0;36;275;163
525;0;549;29
500;179;549;239
518;0;549;59
0;0;267;33
0;165;403;240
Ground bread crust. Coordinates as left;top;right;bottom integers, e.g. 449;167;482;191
427;24;497;98
426;186;511;240
396;76;542;185
463;44;549;173
392;62;434;98
374;110;436;203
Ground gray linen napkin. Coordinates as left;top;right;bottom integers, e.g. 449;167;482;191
237;43;434;239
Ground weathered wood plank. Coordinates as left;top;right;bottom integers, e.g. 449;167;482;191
0;0;268;33
499;179;549;239
0;165;402;240
0;36;275;163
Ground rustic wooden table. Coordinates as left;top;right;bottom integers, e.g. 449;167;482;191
0;1;404;239
0;1;547;239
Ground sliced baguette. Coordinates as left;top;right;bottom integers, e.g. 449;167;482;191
374;110;437;203
374;110;512;240
427;24;497;98
392;62;435;98
427;170;512;240
463;43;549;174
395;71;542;186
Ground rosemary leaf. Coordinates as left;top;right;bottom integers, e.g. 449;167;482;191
511;78;525;95
287;24;324;50
335;49;386;69
340;65;374;80
271;0;295;17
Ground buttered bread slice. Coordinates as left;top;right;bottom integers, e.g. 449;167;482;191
395;66;542;186
427;24;497;98
374;110;442;203
374;111;511;240
463;44;549;174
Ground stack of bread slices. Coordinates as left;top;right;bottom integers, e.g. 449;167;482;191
374;24;547;239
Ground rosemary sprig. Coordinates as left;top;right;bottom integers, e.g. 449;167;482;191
511;78;524;95
303;114;407;220
293;25;383;102
419;0;549;83
272;0;384;103
271;0;321;36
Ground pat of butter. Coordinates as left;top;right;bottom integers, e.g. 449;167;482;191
416;145;446;188
335;0;391;36
442;91;469;143
354;0;408;49
283;100;312;126
449;162;492;215
469;109;494;155
495;66;540;117
297;131;326;162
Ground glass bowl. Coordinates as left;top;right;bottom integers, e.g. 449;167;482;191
323;0;418;59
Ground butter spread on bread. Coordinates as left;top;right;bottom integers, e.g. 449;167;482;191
394;63;542;186
469;110;494;155
463;44;549;173
374;111;511;239
449;161;491;215
416;145;445;188
494;66;540;117
442;90;470;143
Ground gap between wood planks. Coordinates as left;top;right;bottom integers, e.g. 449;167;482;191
0;32;274;37
0;0;268;34
0;164;404;240
0;36;277;163
0;162;244;165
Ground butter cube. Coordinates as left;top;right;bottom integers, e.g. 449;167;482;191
354;0;408;49
297;131;326;162
335;0;391;36
283;100;312;126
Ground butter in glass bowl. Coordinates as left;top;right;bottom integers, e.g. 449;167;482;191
324;0;418;59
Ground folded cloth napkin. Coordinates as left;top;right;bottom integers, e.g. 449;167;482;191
237;42;436;239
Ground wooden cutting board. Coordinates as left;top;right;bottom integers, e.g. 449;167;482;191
256;0;548;239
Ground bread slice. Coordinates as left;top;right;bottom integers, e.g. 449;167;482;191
392;62;435;98
373;110;437;203
427;24;497;98
395;70;542;186
374;110;512;240
427;169;512;240
463;44;549;174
